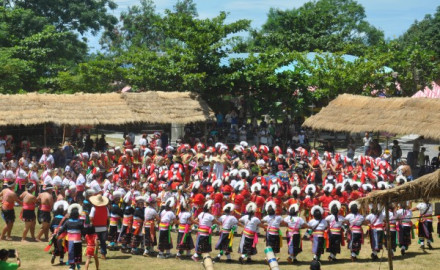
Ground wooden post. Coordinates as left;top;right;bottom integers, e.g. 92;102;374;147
385;201;394;270
204;122;208;145
62;124;66;144
313;131;317;149
43;123;47;147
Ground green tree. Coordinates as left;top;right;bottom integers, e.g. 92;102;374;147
0;7;87;92
101;0;164;52
251;0;384;54
9;0;118;35
399;6;440;58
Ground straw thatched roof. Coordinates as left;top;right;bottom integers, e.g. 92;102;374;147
122;91;215;124
303;94;440;140
358;169;440;207
0;92;214;126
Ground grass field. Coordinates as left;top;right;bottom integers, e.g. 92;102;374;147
1;208;438;270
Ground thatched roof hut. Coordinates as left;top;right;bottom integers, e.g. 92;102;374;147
303;94;440;140
357;169;440;207
0;92;214;126
122;91;215;124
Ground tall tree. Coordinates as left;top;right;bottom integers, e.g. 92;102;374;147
399;6;440;58
0;7;87;92
101;0;164;52
251;0;383;54
9;0;118;35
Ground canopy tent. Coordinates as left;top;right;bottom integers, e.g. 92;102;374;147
0;91;215;126
302;94;440;140
357;169;440;207
412;81;440;98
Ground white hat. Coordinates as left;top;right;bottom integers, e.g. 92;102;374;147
377;181;389;190
323;183;334;193
239;169;250;178
306;184;316;194
246;202;257;213
204;199;214;209
256;159;266;167
229;169;239;177
265;201;277;213
311;205;324;215
349;200;360;210
396;175;407;185
53;200;69;212
135;196;145;202
335;183;345;192
223;203;235;212
240;141;248;148
234;145;244;153
235;181;245;191
351;181;360;188
362;183;373;191
212;179;222;189
165;197;176;208
328;200;341;211
113;190;123;199
251;183;262;193
192;181;201;190
269;184;279;195
289;204;299;213
68;203;83;215
290;186;300;195
179;197;187;209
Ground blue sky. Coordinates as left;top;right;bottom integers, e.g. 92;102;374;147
87;0;439;51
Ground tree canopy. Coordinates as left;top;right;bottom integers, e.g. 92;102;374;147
0;0;439;119
250;0;384;54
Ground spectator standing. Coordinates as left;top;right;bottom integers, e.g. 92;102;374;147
347;138;356;160
412;136;423;167
391;140;402;168
363;132;372;155
0;136;6;159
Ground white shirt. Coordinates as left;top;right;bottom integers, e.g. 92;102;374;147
160;210;176;228
198;212;215;227
345;213;365;227
0;139;5;154
218;214;238;230
308;219;328;234
76;174;86;186
395;209;413;224
139;138;148;147
178;211;192;225
39;154;54;165
43;175;53;186
325;214;345;229
262;215;283;235
365;212;385;227
16;168;27;179
52;175;63;187
239;215;261;233
144;207;158;221
284;216;305;232
417;203;433;216
363;137;372;147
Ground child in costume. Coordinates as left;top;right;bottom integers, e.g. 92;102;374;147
284;204;306;263
214;203;238;262
84;226;99;270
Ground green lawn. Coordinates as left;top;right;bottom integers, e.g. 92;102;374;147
1;208;438;270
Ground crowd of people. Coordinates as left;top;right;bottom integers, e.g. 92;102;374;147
0;134;439;270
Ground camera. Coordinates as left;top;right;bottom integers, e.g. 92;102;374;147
8;249;15;258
